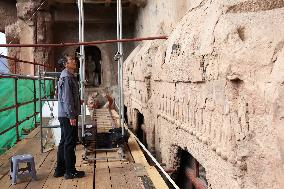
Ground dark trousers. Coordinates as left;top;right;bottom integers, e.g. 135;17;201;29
55;117;78;174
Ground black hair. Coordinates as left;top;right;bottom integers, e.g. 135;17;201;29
58;54;68;68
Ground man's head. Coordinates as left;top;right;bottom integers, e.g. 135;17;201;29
58;54;77;72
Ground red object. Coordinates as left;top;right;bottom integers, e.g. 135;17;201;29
0;36;168;48
0;55;51;68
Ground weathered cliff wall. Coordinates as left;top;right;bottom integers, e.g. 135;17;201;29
124;0;284;188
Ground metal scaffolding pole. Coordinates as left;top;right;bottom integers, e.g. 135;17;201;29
117;0;121;130
81;0;86;132
78;0;86;137
38;66;44;153
0;54;50;68
0;36;168;48
119;0;125;136
117;0;125;136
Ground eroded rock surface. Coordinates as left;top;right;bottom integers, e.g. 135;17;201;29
124;0;284;188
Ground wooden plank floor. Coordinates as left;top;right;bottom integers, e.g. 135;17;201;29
0;109;168;189
111;110;169;189
94;147;146;189
0;130;94;189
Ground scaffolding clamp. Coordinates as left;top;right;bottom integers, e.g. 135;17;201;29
76;52;85;60
114;52;123;61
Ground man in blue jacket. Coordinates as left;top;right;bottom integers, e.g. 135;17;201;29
54;54;85;179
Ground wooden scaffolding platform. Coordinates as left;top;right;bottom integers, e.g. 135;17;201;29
0;109;168;189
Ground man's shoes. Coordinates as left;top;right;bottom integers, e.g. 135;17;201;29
64;170;85;179
53;171;65;178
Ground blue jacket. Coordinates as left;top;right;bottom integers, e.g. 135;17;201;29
58;69;81;119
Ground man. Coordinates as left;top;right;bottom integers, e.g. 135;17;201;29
54;54;85;179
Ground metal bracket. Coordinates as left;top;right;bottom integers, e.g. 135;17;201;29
114;52;123;61
76;52;85;60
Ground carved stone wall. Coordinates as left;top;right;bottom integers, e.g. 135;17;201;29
125;0;284;188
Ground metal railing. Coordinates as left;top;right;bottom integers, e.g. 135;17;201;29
0;74;53;142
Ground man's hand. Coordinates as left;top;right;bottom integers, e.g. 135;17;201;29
70;119;76;126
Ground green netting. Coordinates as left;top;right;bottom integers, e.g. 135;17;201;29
0;78;54;154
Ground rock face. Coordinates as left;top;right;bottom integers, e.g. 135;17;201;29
124;0;284;188
2;0;52;74
0;0;17;32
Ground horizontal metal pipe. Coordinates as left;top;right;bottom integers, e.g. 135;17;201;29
0;74;38;80
0;98;40;113
19;98;40;107
41;77;57;80
0;55;49;68
43;72;61;77
18;112;38;125
0;125;16;135
0;105;16;113
0;73;54;80
41;98;58;101
0;112;38;135
0;36;168;48
42;125;60;128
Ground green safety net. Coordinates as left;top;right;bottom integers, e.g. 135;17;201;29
0;78;54;155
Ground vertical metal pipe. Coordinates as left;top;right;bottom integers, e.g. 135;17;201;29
14;78;19;142
44;76;46;98
33;79;37;128
38;66;43;153
81;0;86;128
118;0;125;136
78;0;85;137
78;0;82;43
34;62;36;77
117;0;121;129
14;57;17;74
116;1;119;45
